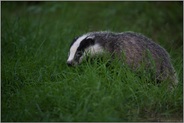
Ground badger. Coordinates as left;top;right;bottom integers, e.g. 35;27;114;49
67;31;178;86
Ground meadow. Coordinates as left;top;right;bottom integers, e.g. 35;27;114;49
1;1;183;121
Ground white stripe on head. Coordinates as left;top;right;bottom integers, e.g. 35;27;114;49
67;34;88;62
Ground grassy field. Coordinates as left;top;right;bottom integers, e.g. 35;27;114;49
1;1;183;122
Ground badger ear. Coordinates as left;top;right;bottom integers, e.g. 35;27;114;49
86;36;95;45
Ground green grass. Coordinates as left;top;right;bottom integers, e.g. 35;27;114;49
1;1;183;122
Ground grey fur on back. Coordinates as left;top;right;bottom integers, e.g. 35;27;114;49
85;31;178;86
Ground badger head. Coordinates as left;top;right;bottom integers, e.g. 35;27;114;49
67;34;104;66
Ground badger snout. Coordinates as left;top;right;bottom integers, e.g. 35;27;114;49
67;61;73;66
67;60;77;67
67;60;79;67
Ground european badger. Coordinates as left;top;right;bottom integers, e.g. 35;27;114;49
67;31;178;86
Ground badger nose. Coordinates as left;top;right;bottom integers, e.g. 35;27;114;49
67;61;73;66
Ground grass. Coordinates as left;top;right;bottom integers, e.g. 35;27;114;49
1;1;183;122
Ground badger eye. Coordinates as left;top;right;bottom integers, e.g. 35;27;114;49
76;51;82;57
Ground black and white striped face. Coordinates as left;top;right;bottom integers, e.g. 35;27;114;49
67;34;103;66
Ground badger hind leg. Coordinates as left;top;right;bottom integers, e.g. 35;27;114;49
156;63;178;90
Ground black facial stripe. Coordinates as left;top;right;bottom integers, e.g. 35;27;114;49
77;38;94;53
74;38;95;61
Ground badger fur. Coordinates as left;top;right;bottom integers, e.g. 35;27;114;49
67;31;178;86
